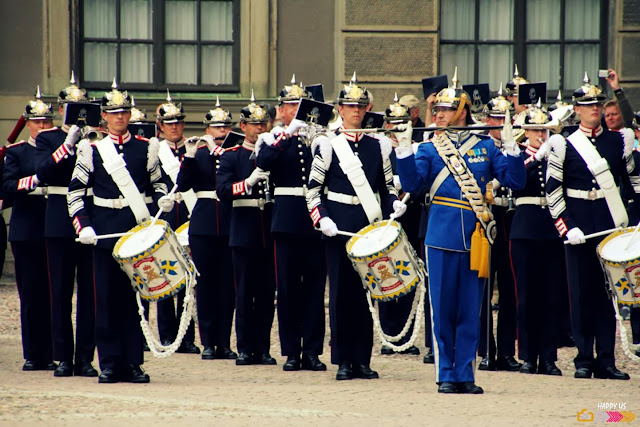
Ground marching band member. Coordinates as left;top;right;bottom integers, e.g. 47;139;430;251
35;74;97;377
4;88;56;372
256;76;327;372
306;73;404;381
510;102;565;376
68;80;168;383
216;94;277;366
546;73;636;380
396;70;526;394
155;93;199;354
478;87;521;372
176;97;237;361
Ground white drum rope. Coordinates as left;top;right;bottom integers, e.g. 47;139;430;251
611;297;640;362
136;259;198;358
367;269;426;353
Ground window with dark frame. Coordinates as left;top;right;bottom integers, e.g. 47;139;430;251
74;0;240;92
439;0;607;94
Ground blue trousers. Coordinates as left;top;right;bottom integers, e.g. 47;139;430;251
427;247;483;383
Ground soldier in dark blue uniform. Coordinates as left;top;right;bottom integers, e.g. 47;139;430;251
68;80;168;383
4;88;56;372
256;76;327;372
546;73;636;380
177;97;237;361
510;102;564;376
477;87;521;372
155;93;199;354
396;71;526;394
35;75;97;377
306;75;404;381
216;94;278;366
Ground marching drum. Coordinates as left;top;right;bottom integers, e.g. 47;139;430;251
346;219;425;302
597;227;640;307
113;219;194;302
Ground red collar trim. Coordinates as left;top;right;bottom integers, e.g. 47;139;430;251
339;127;362;142
579;124;603;138
525;146;538;157
109;131;131;145
164;137;185;150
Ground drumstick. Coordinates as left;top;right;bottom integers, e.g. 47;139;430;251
147;183;179;229
378;193;411;241
74;231;133;242
314;228;360;238
624;220;640;250
563;227;624;245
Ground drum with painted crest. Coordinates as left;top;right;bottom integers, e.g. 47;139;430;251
597;227;640;307
113;219;194;301
346;219;425;302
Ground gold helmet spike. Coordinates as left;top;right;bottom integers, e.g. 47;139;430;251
514;64;520;78
291;74;296;85
351;71;357;85
70;71;76;85
583;71;590;84
111;77;118;90
451;66;460;89
131;95;136;107
166;89;172;103
36;85;42;99
393;92;399;103
556;90;562;101
497;82;504;97
215;95;221;108
250;88;256;103
536;98;542;108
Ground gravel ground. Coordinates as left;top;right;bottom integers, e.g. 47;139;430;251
0;283;639;426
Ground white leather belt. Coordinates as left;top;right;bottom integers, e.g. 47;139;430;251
233;198;271;209
515;197;548;206
93;194;153;209
46;186;68;195
327;191;379;206
28;188;47;196
492;197;509;207
196;190;219;201
274;187;306;197
565;188;615;200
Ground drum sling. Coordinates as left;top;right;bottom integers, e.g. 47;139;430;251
158;140;197;215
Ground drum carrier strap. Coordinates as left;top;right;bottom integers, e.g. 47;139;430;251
158;140;197;215
566;129;628;228
330;133;382;224
95;138;150;223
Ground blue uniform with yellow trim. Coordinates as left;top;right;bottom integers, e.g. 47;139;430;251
397;130;526;384
35;125;96;366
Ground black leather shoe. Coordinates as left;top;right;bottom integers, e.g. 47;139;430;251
23;360;58;371
98;369;119;384
215;347;238;360
301;354;327;371
594;366;630;380
574;367;592;379
283;356;301;371
124;365;150;383
54;361;73;377
201;346;216;360
496;355;522;371
400;345;421;355
437;382;457;394
236;353;253;366
352;364;379;379
478;357;496;371
519;361;537;374
177;341;201;354
423;349;434;364
537;361;562;376
336;363;352;380
457;382;484;394
74;360;98;377
253;353;277;365
162;340;173;347
143;342;150;352
380;345;393;355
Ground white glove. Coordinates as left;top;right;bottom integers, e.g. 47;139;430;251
319;217;338;237
395;122;413;148
200;134;216;152
500;110;519;156
534;142;550;161
285;119;307;136
393;175;402;192
566;227;586;245
158;195;174;213
257;132;276;147
78;226;97;245
64;125;82;150
392;200;407;219
245;168;269;187
184;136;199;158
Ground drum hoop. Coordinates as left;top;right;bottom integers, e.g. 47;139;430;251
176;221;190;235
597;227;634;262
346;219;402;260
370;276;419;302
113;219;171;262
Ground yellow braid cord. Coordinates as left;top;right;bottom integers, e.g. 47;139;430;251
470;223;482;271
478;231;490;279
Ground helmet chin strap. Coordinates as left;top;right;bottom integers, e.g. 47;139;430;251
449;93;470;126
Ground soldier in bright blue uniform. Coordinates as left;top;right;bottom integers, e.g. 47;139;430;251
177;97;237;361
35;75;97;377
68;80;168;384
306;74;404;381
256;76;327;372
509;102;565;376
216;94;277;366
154;93;199;354
546;73;637;381
396;71;526;394
4;88;56;372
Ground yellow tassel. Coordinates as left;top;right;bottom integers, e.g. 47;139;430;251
478;231;490;279
470;223;481;271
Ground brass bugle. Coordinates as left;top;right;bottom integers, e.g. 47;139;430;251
341;121;565;134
